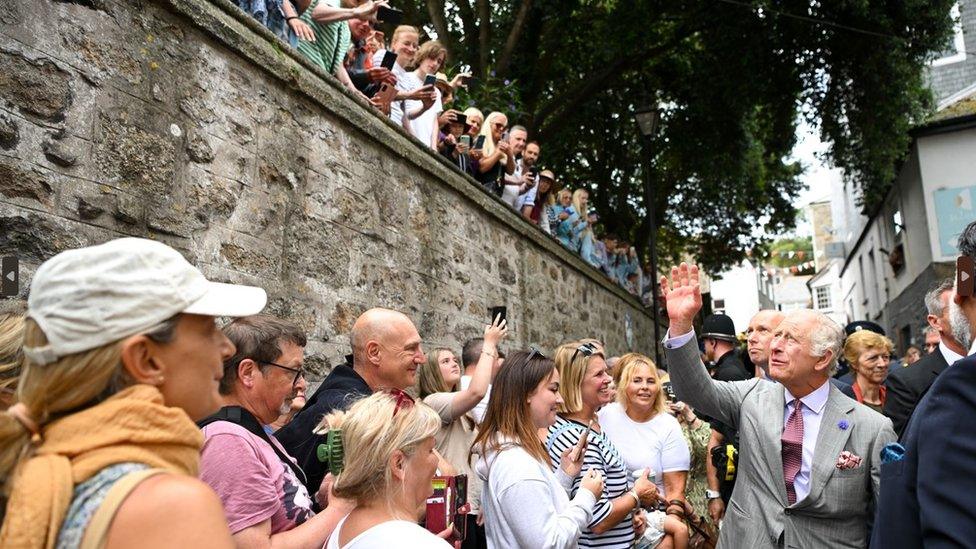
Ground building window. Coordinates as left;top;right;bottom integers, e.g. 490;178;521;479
815;286;832;310
931;3;966;67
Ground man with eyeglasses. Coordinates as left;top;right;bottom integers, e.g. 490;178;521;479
199;315;351;548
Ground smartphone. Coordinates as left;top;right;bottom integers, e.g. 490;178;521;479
489;306;507;324
959;255;975;297
663;381;676;403
424;74;437;87
375;81;397;106
459;135;471;147
455;113;467;127
376;6;404;26
529;166;539;177
380;50;397;70
474;135;486;150
501;130;510;141
573;419;593;459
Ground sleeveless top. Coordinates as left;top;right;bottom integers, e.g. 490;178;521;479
56;462;149;549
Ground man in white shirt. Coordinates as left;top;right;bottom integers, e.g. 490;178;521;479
660;263;894;548
500;127;531;207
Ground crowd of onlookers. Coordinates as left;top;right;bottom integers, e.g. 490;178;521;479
228;0;647;298
1;223;975;548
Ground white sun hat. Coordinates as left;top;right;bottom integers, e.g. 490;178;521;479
23;237;267;365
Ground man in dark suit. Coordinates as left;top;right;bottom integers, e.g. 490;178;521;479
883;278;966;436
872;220;976;548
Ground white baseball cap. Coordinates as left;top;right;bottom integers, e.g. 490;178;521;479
24;237;268;365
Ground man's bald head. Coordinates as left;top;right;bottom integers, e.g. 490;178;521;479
350;307;424;390
746;309;785;374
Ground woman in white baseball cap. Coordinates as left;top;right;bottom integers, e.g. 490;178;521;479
0;237;268;549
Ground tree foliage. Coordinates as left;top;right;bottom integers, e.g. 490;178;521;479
395;0;954;272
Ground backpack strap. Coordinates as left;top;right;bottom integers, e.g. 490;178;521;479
79;468;167;549
198;406;308;485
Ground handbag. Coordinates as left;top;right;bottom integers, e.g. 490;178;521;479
665;499;717;549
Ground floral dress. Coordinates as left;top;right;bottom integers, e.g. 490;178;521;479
680;419;713;529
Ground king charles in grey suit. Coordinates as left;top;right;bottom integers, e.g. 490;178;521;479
661;264;895;548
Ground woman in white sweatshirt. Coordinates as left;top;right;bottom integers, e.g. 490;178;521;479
472;349;604;549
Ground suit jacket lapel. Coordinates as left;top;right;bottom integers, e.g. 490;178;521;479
798;385;854;508
760;383;789;506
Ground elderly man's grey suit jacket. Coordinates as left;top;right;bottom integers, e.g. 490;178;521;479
666;334;895;549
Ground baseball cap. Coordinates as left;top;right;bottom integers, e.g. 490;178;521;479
24;238;267;365
539;169;555;181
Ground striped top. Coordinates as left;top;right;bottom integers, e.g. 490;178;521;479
546;416;635;548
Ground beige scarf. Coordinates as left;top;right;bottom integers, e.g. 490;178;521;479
0;385;204;549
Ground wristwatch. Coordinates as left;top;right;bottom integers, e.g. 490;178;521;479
705;489;722;500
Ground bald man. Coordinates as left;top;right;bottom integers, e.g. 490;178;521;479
276;307;426;496
747;310;786;377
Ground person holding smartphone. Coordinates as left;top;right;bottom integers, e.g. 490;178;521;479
370;26;435;128
473;350;604;549
475;112;515;196
297;0;387;97
403;40;446;149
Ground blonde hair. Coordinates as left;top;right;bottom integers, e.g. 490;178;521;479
557;188;573;206
613;353;668;415
0;309;26;400
0;319;129;501
325;393;440;510
418;348;454;398
553;341;603;414
478;112;508;160
390;25;419;47
843;330;893;372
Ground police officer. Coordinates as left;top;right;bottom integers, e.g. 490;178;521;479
701;313;751;382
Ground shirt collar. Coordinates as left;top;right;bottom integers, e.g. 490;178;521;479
784;380;830;414
969;338;976;358
941;340;966;366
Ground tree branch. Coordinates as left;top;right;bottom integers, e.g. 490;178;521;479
476;0;491;75
425;0;458;61
454;0;480;68
495;0;533;78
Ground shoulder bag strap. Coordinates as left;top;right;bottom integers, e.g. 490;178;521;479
79;468;167;549
199;406;308;485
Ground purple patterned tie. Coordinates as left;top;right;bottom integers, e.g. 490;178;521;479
782;399;804;505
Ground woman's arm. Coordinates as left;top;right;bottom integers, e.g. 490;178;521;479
662;470;688;504
232;499;352;549
310;0;385;24
449;316;507;418
106;475;234;549
478;149;504;173
495;478;596;549
504;148;516;175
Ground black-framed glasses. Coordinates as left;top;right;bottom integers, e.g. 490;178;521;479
257;360;304;386
570;342;598;364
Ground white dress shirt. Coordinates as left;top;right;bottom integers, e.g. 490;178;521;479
664;328;829;504
783;381;830;504
941;340;965;366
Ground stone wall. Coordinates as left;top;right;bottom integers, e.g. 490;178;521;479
0;0;655;376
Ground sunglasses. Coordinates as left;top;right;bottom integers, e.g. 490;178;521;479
570;342;598;364
257;360;304;386
388;388;415;417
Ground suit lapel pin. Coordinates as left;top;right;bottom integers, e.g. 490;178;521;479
838;420;849;430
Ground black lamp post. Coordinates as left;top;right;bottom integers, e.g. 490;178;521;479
635;102;662;366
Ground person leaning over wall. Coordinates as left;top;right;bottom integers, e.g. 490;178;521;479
0;237;268;548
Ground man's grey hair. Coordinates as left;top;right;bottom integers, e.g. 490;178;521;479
925;279;954;316
923;325;938;336
958;220;976;260
807;311;844;376
510;125;528;135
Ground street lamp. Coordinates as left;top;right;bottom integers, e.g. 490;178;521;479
634;102;662;366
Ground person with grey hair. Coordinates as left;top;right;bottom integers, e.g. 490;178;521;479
199;315;354;547
874;220;976;547
883;278;965;436
500;125;530;207
660;263;894;548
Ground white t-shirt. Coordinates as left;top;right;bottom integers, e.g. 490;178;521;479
596;402;690;493
460;375;490;424
400;71;442;149
326;516;451;549
370;50;410;125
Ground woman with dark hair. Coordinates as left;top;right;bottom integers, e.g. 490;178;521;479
473;350;603;548
418;316;507;548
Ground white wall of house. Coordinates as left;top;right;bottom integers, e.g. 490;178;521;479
918;127;976;262
710;260;761;334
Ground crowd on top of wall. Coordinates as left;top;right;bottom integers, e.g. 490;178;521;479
230;0;651;302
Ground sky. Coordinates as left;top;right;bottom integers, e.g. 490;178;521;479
788;119;844;238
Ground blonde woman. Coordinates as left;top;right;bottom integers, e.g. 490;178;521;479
0;305;25;410
840;330;894;414
473;349;604;548
546;342;659;549
599;354;692;548
0;238;267;548
418;316;507;548
322;391;450;548
475;112;515;194
371;25;435;127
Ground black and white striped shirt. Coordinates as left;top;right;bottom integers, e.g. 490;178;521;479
546;416;635;548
